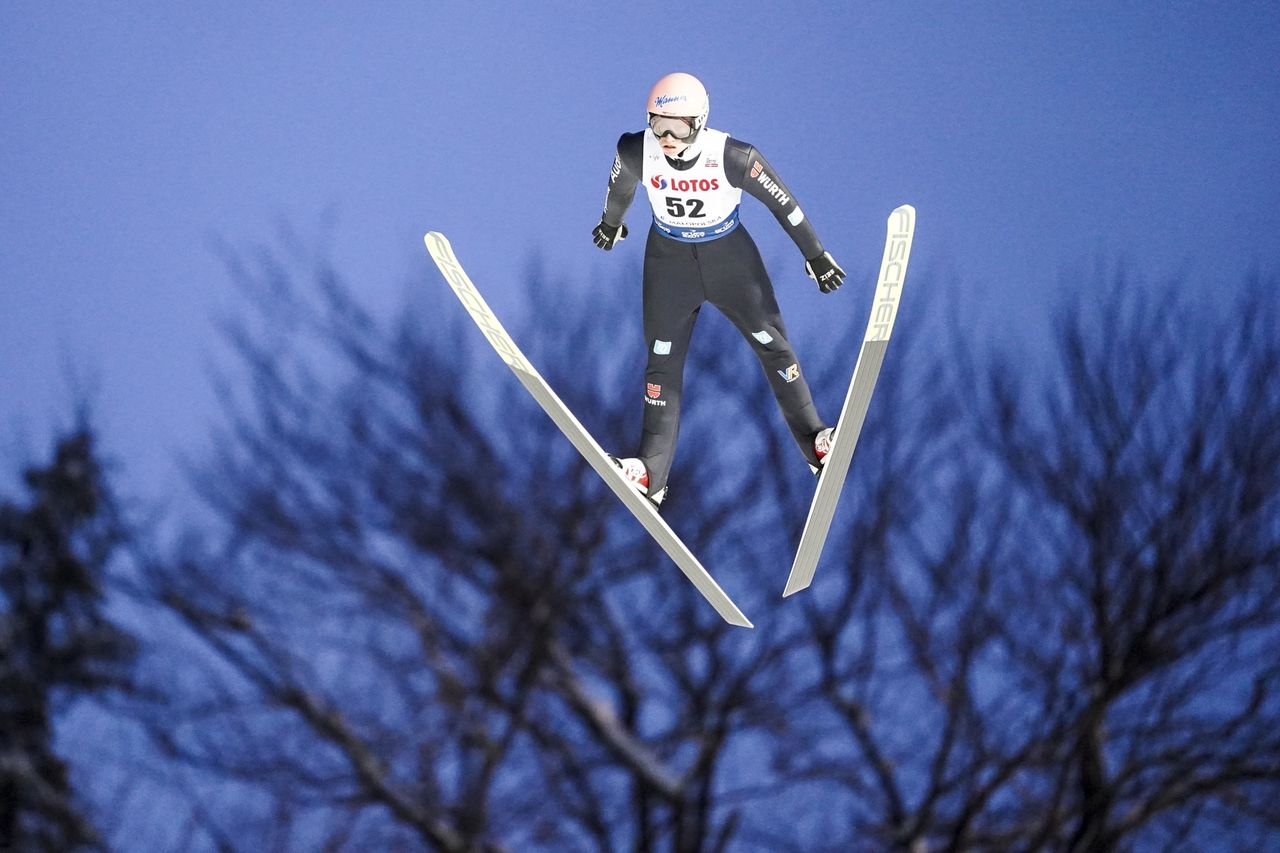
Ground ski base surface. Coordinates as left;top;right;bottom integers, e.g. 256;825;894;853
424;232;753;628
783;204;916;597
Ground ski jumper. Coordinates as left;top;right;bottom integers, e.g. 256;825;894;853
601;128;829;494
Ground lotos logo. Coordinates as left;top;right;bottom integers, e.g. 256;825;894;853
654;94;687;108
651;175;720;193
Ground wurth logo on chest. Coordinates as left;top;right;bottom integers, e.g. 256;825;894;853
650;175;720;192
750;160;790;207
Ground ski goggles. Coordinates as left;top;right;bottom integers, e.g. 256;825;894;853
648;114;700;141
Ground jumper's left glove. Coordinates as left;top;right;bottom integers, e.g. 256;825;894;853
592;219;628;251
805;251;845;293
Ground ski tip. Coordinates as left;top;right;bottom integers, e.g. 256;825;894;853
425;232;458;257
889;204;916;224
728;611;755;629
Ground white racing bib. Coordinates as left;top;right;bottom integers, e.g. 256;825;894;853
642;129;742;243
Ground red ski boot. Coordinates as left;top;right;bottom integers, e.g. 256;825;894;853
610;456;667;507
810;427;834;474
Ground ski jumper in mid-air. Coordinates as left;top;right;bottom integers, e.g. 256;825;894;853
592;72;847;507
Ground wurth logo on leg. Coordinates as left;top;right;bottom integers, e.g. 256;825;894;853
645;382;667;406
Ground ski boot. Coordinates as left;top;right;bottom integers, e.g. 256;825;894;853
610;456;667;507
810;427;834;475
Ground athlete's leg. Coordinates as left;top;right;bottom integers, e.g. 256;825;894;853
638;231;705;493
703;228;828;466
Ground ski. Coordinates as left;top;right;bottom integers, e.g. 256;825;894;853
424;232;753;628
783;205;916;597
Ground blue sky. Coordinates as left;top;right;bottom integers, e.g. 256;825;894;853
3;1;1278;497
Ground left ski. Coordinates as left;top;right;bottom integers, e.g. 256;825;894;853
783;204;916;597
424;232;752;628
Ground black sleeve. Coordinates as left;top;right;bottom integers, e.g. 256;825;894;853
601;132;645;227
725;138;824;260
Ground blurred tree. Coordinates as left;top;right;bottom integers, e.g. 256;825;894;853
780;279;1280;852
129;236;1280;853
126;237;805;852
0;428;136;852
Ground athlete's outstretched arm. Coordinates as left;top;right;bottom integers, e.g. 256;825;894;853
602;132;645;228
594;132;644;251
726;139;844;291
725;139;823;259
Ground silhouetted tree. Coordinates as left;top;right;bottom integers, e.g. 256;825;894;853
119;237;801;851
778;278;1280;852
1;428;136;852
129;235;1280;853
972;282;1280;852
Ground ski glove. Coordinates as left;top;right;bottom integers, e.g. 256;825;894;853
592;219;628;251
805;251;846;293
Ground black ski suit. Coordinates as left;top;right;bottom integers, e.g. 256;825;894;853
601;129;830;495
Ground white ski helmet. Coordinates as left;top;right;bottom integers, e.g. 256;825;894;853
646;72;709;143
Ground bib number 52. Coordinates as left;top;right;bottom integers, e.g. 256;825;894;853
665;197;705;218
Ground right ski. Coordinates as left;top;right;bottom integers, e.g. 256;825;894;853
424;232;753;628
783;204;916;597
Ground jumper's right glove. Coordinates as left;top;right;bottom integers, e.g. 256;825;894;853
592;219;628;251
805;251;845;293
